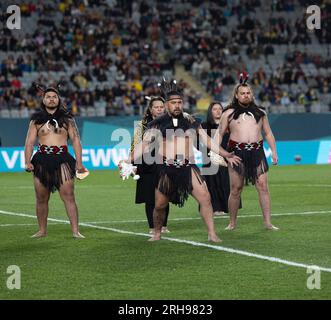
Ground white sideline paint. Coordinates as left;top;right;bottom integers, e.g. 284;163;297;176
0;223;37;227
1;209;330;225
1;209;331;273
83;210;331;224
272;184;331;188
0;223;63;227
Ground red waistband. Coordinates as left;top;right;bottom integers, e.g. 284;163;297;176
37;144;68;154
228;140;263;151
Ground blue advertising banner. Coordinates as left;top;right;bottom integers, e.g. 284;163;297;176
0;146;131;172
0;141;329;172
263;141;321;165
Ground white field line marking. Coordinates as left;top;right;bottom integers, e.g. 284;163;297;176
0;186;34;189
1;209;331;273
271;184;331;188
0;223;63;227
82;210;331;224
1;209;330;225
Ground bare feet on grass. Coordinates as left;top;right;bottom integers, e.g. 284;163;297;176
265;224;279;231
73;232;85;239
208;234;222;243
225;224;236;231
148;234;161;241
31;231;47;238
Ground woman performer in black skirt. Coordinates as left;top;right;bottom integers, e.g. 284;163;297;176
131;96;170;234
201;102;242;216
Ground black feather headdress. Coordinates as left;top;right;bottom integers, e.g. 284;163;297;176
157;77;182;101
239;72;249;85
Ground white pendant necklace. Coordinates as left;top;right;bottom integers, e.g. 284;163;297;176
46;119;59;131
242;112;254;121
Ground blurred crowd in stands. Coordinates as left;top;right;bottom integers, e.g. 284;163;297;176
0;0;330;117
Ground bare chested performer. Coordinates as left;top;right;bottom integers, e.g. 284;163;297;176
24;86;86;238
218;74;279;231
120;79;241;242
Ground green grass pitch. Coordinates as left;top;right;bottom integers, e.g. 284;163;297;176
0;164;330;299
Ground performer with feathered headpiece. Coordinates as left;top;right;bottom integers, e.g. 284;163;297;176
120;77;241;242
219;73;279;231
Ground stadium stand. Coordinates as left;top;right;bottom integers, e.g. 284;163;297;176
0;0;330;118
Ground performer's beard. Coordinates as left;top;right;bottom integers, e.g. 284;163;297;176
238;99;252;107
168;109;183;128
47;105;58;109
44;103;59;112
169;109;182;119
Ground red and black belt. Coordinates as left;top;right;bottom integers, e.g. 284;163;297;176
37;144;68;155
228;139;263;151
